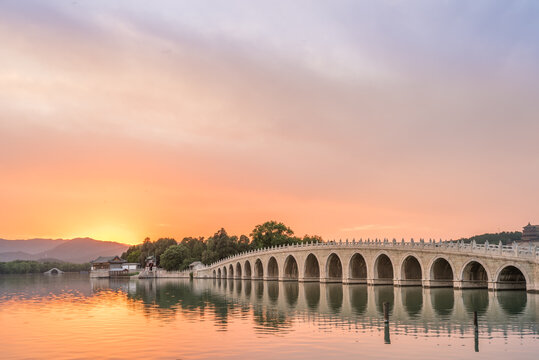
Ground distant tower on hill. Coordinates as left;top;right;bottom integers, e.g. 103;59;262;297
521;222;539;246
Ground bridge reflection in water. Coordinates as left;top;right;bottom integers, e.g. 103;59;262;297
91;278;537;337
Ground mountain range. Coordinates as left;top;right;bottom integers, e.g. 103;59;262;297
0;238;130;263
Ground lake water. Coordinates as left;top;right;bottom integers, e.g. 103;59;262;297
0;274;537;359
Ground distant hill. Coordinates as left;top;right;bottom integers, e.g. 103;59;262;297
0;251;37;262
0;238;68;254
0;237;129;263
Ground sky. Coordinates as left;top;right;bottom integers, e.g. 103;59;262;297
1;0;538;245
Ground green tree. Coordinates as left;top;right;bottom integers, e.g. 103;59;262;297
126;248;142;263
201;249;219;265
206;228;238;260
180;237;206;260
237;234;252;253
154;238;178;265
250;221;297;248
139;237;155;264
160;244;189;271
0;260;90;274
301;234;323;244
457;232;521;245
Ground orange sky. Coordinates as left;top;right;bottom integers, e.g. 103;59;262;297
1;1;538;245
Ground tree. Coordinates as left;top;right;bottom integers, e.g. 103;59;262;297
201;249;219;265
122;245;141;262
127;248;141;263
154;238;178;265
237;234;252;253
160;244;189;271
301;234;323;244
180;237;206;260
0;260;90;274
250;221;296;248
206;228;238;260
139;237;155;264
457;232;521;245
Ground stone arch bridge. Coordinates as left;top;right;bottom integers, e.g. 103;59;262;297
193;240;539;292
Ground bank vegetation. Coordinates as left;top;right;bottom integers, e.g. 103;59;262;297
121;221;322;271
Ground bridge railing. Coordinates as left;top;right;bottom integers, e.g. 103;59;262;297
205;238;538;270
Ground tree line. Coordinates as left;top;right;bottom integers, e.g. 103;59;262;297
0;260;90;274
121;221;322;271
457;231;521;245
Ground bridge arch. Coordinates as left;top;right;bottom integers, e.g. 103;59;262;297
222;266;227;278
212;270;216;278
283;255;299;280
236;262;242;278
254;259;264;279
494;263;528;290
228;264;234;278
267;256;279;280
374;252;394;284
217;268;221;278
428;256;455;287
326;253;343;282
348;253;367;283
460;259;489;288
244;260;252;278
304;253;320;281
400;254;423;286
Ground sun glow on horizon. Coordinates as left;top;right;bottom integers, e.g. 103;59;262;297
65;224;140;245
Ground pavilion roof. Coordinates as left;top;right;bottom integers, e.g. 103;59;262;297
90;256;126;264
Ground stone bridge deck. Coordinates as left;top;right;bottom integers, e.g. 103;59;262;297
193;240;539;292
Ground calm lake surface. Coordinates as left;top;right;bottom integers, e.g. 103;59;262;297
0;274;537;359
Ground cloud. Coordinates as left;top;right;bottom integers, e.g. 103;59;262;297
1;1;538;243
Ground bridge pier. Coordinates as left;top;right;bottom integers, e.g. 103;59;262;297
342;278;367;285
454;280;490;290
490;281;526;291
394;279;422;287
422;279;454;288
278;276;298;282
367;278;393;286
